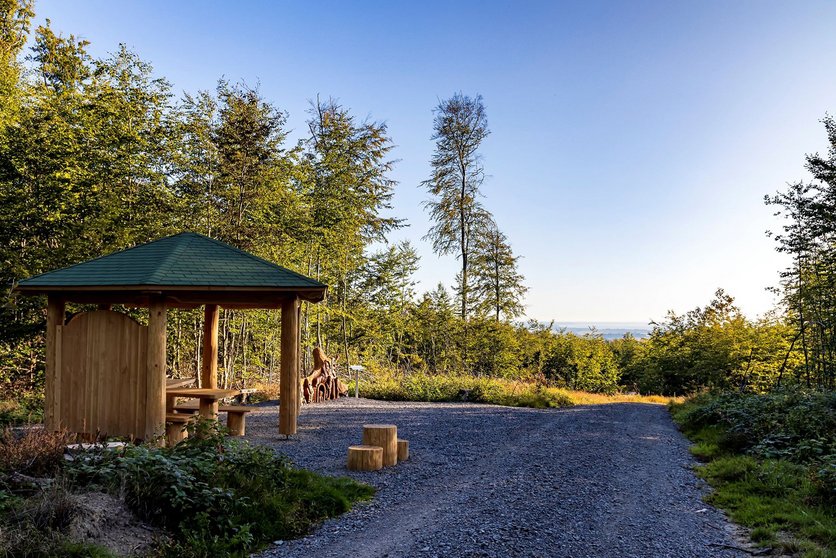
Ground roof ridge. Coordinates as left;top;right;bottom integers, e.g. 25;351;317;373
195;233;325;287
144;233;193;284
16;232;192;285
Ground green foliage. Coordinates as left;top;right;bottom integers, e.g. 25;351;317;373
766;115;836;391
65;421;373;557
672;391;836;556
422;92;493;321
542;333;620;394
468;221;527;321
636;290;797;395
0;393;43;426
360;370;573;408
673;389;836;464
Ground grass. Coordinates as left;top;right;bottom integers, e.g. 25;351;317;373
671;392;836;558
353;371;680;408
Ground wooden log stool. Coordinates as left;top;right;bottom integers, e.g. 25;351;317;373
222;406;251;436
397;439;409;461
173;401;252;436
165;413;193;446
362;424;398;467
347;445;384;471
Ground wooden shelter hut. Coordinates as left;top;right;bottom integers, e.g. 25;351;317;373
14;232;326;441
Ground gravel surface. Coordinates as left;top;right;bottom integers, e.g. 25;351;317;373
247;398;749;558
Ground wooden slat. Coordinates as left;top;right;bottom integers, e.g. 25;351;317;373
164;388;239;399
44;297;64;431
58;310;150;439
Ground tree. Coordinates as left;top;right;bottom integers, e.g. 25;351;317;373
299;97;401;360
0;0;33;131
469;221;527;321
422;92;492;321
766;115;836;389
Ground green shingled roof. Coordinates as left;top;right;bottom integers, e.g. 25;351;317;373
17;232;326;291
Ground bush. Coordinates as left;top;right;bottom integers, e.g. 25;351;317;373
673;389;836;464
672;390;836;556
0;394;44;427
0;427;74;477
359;371;573;409
66;420;373;557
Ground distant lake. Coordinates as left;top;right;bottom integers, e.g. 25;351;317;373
550;322;651;340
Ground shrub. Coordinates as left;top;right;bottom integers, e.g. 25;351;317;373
0;427;74;477
673;389;836;464
672;390;836;555
0;394;44;427
66;420;373;557
359;371;574;409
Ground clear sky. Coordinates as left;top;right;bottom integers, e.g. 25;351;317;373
33;0;836;323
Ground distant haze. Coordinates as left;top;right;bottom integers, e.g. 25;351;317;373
551;322;651;340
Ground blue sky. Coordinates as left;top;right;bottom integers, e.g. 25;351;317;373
33;1;836;323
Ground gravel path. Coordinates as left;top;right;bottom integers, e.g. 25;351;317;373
246;399;748;558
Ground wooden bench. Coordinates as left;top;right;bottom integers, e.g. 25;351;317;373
165;413;194;445
165;387;239;419
173;402;253;436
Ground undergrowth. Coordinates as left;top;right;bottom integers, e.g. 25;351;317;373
0;393;44;426
671;389;836;557
0;421;373;558
355;371;679;408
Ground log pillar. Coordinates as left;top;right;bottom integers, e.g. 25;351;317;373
145;297;167;440
200;304;220;416
44;297;65;431
279;297;300;435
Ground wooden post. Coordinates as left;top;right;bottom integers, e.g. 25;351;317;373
44;297;65;431
200;304;219;416
145;297;167;440
279;297;300;435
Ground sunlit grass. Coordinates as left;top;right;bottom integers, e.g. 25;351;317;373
563;390;682;406
352;371;682;409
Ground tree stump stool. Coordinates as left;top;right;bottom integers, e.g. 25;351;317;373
397;439;409;461
347;445;383;471
363;424;398;466
165;413;192;446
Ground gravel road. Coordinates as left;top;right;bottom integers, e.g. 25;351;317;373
247;399;749;558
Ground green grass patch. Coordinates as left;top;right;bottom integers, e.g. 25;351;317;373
671;390;836;557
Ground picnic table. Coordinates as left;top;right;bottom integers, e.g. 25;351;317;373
166;378;195;389
165;387;240;419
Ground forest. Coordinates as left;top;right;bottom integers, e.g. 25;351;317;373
0;0;834;412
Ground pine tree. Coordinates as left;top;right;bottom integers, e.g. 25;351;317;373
469;222;527;321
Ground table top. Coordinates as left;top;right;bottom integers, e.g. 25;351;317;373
166;378;196;389
165;388;240;400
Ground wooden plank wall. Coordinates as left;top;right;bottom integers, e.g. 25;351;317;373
59;310;149;438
